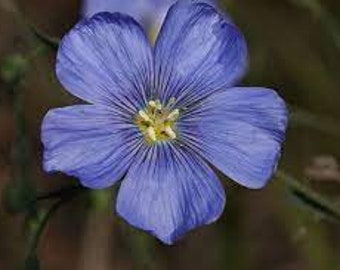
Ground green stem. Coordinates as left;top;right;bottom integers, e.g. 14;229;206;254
7;71;38;215
27;200;64;256
290;0;340;50
26;187;86;258
277;170;340;221
123;227;159;270
13;85;30;174
7;0;59;50
28;23;59;50
36;185;88;201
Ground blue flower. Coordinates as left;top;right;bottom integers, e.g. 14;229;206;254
82;0;217;30
42;1;288;244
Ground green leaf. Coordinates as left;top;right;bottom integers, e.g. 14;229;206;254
277;171;340;222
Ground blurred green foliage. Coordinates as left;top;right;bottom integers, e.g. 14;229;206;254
1;54;28;86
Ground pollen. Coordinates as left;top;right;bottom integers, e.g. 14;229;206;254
136;99;180;144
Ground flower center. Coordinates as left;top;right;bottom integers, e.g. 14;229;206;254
136;99;179;144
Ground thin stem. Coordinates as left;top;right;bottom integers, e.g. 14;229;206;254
277;170;340;221
289;0;340;50
27;200;64;256
13;85;30;175
5;68;38;215
122;226;159;270
26;187;86;258
7;0;59;49
28;23;59;49
36;185;88;201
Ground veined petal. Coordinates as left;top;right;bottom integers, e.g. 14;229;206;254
41;105;142;189
116;144;226;244
154;2;247;107
82;0;174;27
82;1;219;28
180;87;288;189
82;1;145;20
56;12;153;112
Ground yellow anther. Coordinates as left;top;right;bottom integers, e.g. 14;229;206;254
148;100;157;108
139;110;151;122
164;126;177;140
167;109;180;121
146;126;157;142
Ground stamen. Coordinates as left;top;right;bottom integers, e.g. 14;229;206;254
168;97;176;106
137;99;179;144
146;126;157;141
167;109;180;121
164;125;176;140
139;110;151;122
148;100;162;110
148;100;157;108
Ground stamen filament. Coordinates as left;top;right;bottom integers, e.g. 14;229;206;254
139;110;151;122
164;126;176;139
146;126;157;141
167;109;179;121
149;100;162;110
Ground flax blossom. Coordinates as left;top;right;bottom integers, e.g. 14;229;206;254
41;1;288;244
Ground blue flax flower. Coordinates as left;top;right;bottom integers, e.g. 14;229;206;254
82;0;217;30
42;1;288;244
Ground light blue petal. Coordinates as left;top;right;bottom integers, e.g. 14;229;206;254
82;0;172;27
82;1;145;19
180;87;288;189
116;144;226;244
41;105;142;189
56;12;153;111
81;0;219;29
154;2;247;107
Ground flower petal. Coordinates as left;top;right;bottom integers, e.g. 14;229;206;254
180;87;288;189
81;1;220;26
56;12;153;111
82;1;146;21
41;105;142;189
116;144;226;244
154;2;247;107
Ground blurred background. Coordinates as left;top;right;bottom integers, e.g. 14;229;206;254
0;0;340;269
